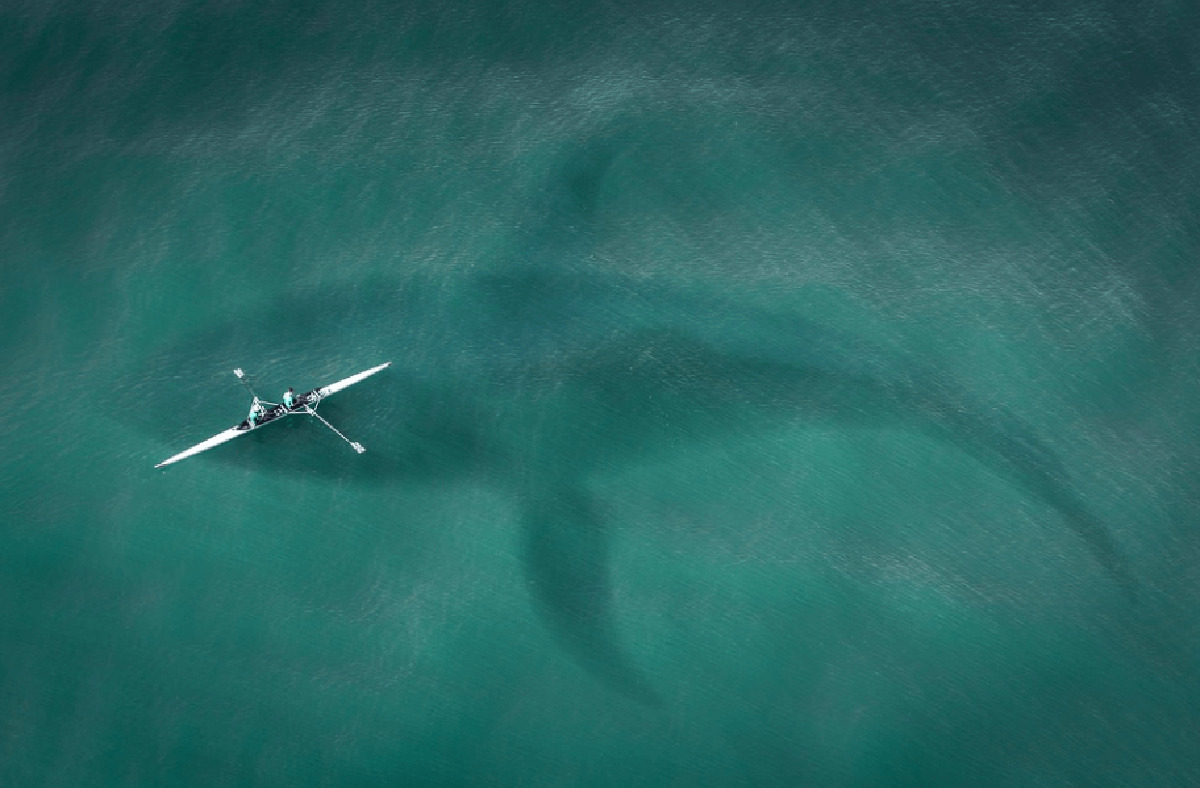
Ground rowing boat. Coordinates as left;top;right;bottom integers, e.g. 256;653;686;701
155;362;390;468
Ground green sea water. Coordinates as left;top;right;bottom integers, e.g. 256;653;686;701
2;1;1199;785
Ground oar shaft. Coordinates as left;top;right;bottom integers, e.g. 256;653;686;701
234;368;261;400
304;406;366;453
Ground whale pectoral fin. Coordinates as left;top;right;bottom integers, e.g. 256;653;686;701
938;408;1138;597
521;485;658;704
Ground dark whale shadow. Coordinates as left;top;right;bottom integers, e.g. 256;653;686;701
122;128;1136;702
123;276;1136;702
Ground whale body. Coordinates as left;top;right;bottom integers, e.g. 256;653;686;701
126;139;1134;700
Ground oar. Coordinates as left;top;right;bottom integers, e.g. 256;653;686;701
234;368;276;423
233;368;260;398
303;405;366;454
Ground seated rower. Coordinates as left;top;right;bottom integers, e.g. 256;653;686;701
248;397;265;426
283;387;296;408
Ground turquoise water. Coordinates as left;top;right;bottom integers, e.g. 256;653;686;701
2;1;1199;784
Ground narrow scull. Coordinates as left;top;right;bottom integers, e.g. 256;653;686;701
155;362;390;469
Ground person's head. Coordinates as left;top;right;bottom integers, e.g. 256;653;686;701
287;387;294;393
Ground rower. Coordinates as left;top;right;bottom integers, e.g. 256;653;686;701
248;397;265;426
283;387;296;408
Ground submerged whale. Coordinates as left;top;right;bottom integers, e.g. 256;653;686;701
123;266;1135;701
123;139;1135;700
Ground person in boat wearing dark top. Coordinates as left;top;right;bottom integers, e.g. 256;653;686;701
283;387;296;409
